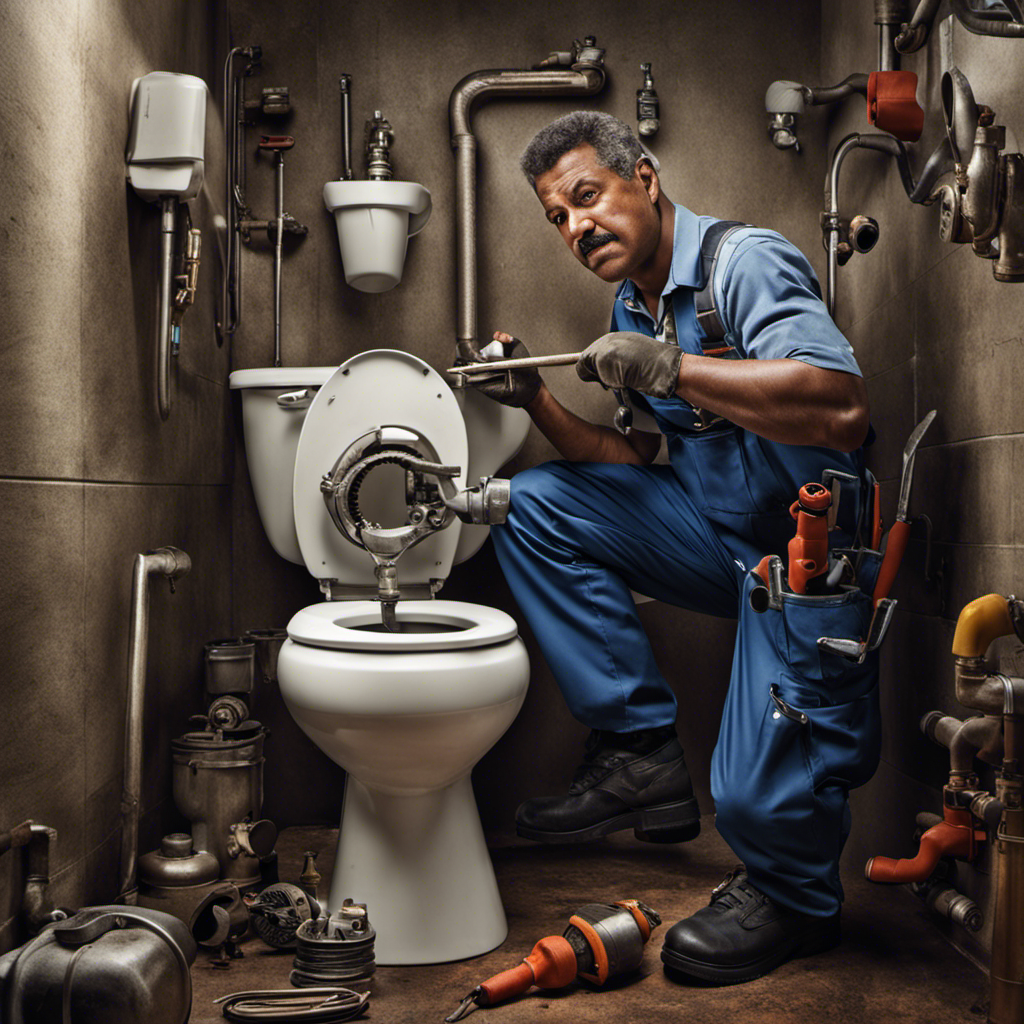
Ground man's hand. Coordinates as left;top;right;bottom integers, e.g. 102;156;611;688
576;332;682;400
465;332;543;408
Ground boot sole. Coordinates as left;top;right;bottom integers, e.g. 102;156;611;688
515;798;701;845
660;917;841;985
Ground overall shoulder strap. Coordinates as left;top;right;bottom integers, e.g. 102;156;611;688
694;220;750;354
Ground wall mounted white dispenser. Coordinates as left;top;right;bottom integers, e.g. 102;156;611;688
126;71;209;419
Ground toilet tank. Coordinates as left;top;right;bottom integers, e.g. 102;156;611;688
229;367;337;564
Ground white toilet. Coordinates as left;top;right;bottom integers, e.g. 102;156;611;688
229;350;530;965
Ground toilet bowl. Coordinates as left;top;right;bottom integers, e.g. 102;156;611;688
229;350;531;965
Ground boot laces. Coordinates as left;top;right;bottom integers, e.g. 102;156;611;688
709;867;764;913
567;732;631;794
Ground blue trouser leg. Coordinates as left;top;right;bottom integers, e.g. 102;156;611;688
490;460;740;731
711;572;881;915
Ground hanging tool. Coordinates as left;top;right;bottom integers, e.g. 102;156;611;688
872;409;936;606
636;62;660;137
818;596;897;663
445;900;660;1022
787;482;833;594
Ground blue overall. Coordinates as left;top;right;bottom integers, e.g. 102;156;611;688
491;205;882;916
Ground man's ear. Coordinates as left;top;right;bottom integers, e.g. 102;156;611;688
636;157;660;205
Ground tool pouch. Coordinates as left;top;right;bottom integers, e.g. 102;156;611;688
711;574;882;913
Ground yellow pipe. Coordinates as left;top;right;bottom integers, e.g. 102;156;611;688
952;593;1015;658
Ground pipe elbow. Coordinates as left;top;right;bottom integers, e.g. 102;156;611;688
952;593;1014;658
865;821;974;883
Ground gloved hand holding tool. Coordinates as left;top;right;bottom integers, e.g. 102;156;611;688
444;899;661;1021
575;331;683;399
460;333;543;408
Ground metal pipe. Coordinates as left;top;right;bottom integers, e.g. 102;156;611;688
896;0;944;52
448;59;606;362
950;0;1024;36
824;132;918;317
220;48;244;341
119;547;192;903
339;75;353;181
157;198;176;421
273;153;284;367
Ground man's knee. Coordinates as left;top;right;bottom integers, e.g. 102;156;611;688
507;461;576;527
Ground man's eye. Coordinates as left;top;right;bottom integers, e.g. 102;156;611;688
580;190;596;203
551;213;566;226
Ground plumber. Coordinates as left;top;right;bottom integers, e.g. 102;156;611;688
468;111;881;985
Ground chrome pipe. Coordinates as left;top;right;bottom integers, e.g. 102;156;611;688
119;547;192;903
448;64;606;361
157;198;176;421
339;75;353;180
219;47;244;341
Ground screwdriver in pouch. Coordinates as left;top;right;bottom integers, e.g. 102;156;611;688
788;482;832;595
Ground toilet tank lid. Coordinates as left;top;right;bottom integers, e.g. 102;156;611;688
229;367;339;389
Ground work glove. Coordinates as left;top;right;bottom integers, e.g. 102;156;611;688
576;332;683;400
464;335;542;409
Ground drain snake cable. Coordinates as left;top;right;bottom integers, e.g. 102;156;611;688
214;987;370;1022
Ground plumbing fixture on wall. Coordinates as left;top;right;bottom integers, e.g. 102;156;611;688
448;36;606;363
118;546;192;904
323;86;431;293
636;63;660;138
125;72;208;420
896;0;1024;51
219;47;307;350
866;593;1024;1024
0;823;68;938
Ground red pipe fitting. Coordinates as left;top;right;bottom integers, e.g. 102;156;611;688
867;71;924;142
865;806;986;883
788;483;832;594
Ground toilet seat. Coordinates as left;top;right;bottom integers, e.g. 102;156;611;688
292;350;469;590
287;599;517;652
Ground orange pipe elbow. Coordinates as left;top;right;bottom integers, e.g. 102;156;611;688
865;810;983;883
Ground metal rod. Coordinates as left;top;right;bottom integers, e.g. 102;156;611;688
339;75;353;180
220;48;244;340
274;152;284;367
119;547;191;903
446;352;583;375
157;198;176;420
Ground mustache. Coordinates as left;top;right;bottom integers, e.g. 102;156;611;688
578;232;619;259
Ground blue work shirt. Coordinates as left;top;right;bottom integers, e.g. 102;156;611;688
610;203;870;555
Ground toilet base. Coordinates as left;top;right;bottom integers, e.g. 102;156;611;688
329;773;507;965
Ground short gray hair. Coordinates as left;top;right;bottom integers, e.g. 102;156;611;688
520;111;644;187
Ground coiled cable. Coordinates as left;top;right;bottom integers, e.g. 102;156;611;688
214;987;370;1022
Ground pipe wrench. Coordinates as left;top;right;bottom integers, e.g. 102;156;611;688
872;409;936;607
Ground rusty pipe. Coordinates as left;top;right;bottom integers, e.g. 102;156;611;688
449;52;606;362
120;547;192;903
922;711;1004;772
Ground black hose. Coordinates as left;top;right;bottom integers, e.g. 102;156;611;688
950;0;1024;34
806;73;870;106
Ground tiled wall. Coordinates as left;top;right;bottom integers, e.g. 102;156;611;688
0;0;230;952
820;2;1024;963
224;0;829;830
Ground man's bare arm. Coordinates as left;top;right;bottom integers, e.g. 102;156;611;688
525;385;660;464
675;356;869;452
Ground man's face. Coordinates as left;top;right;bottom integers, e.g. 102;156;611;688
533;144;661;283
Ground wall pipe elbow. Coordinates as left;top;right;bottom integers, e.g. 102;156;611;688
448;64;606;361
866;814;980;883
949;0;1024;36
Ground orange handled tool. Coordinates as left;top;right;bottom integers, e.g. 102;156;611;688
444;900;660;1021
787;483;832;594
872;410;935;607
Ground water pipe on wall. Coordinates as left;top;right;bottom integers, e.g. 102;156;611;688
448;37;607;363
895;0;1024;51
866;593;1024;1024
118;547;192;904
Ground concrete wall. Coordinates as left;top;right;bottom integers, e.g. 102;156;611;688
820;3;1024;964
225;0;829;830
0;0;230;951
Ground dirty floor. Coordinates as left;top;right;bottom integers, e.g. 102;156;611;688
189;820;988;1024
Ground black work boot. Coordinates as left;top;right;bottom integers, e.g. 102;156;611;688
515;725;701;844
661;867;841;985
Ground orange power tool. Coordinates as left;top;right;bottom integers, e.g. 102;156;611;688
444;900;660;1021
787;482;833;594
